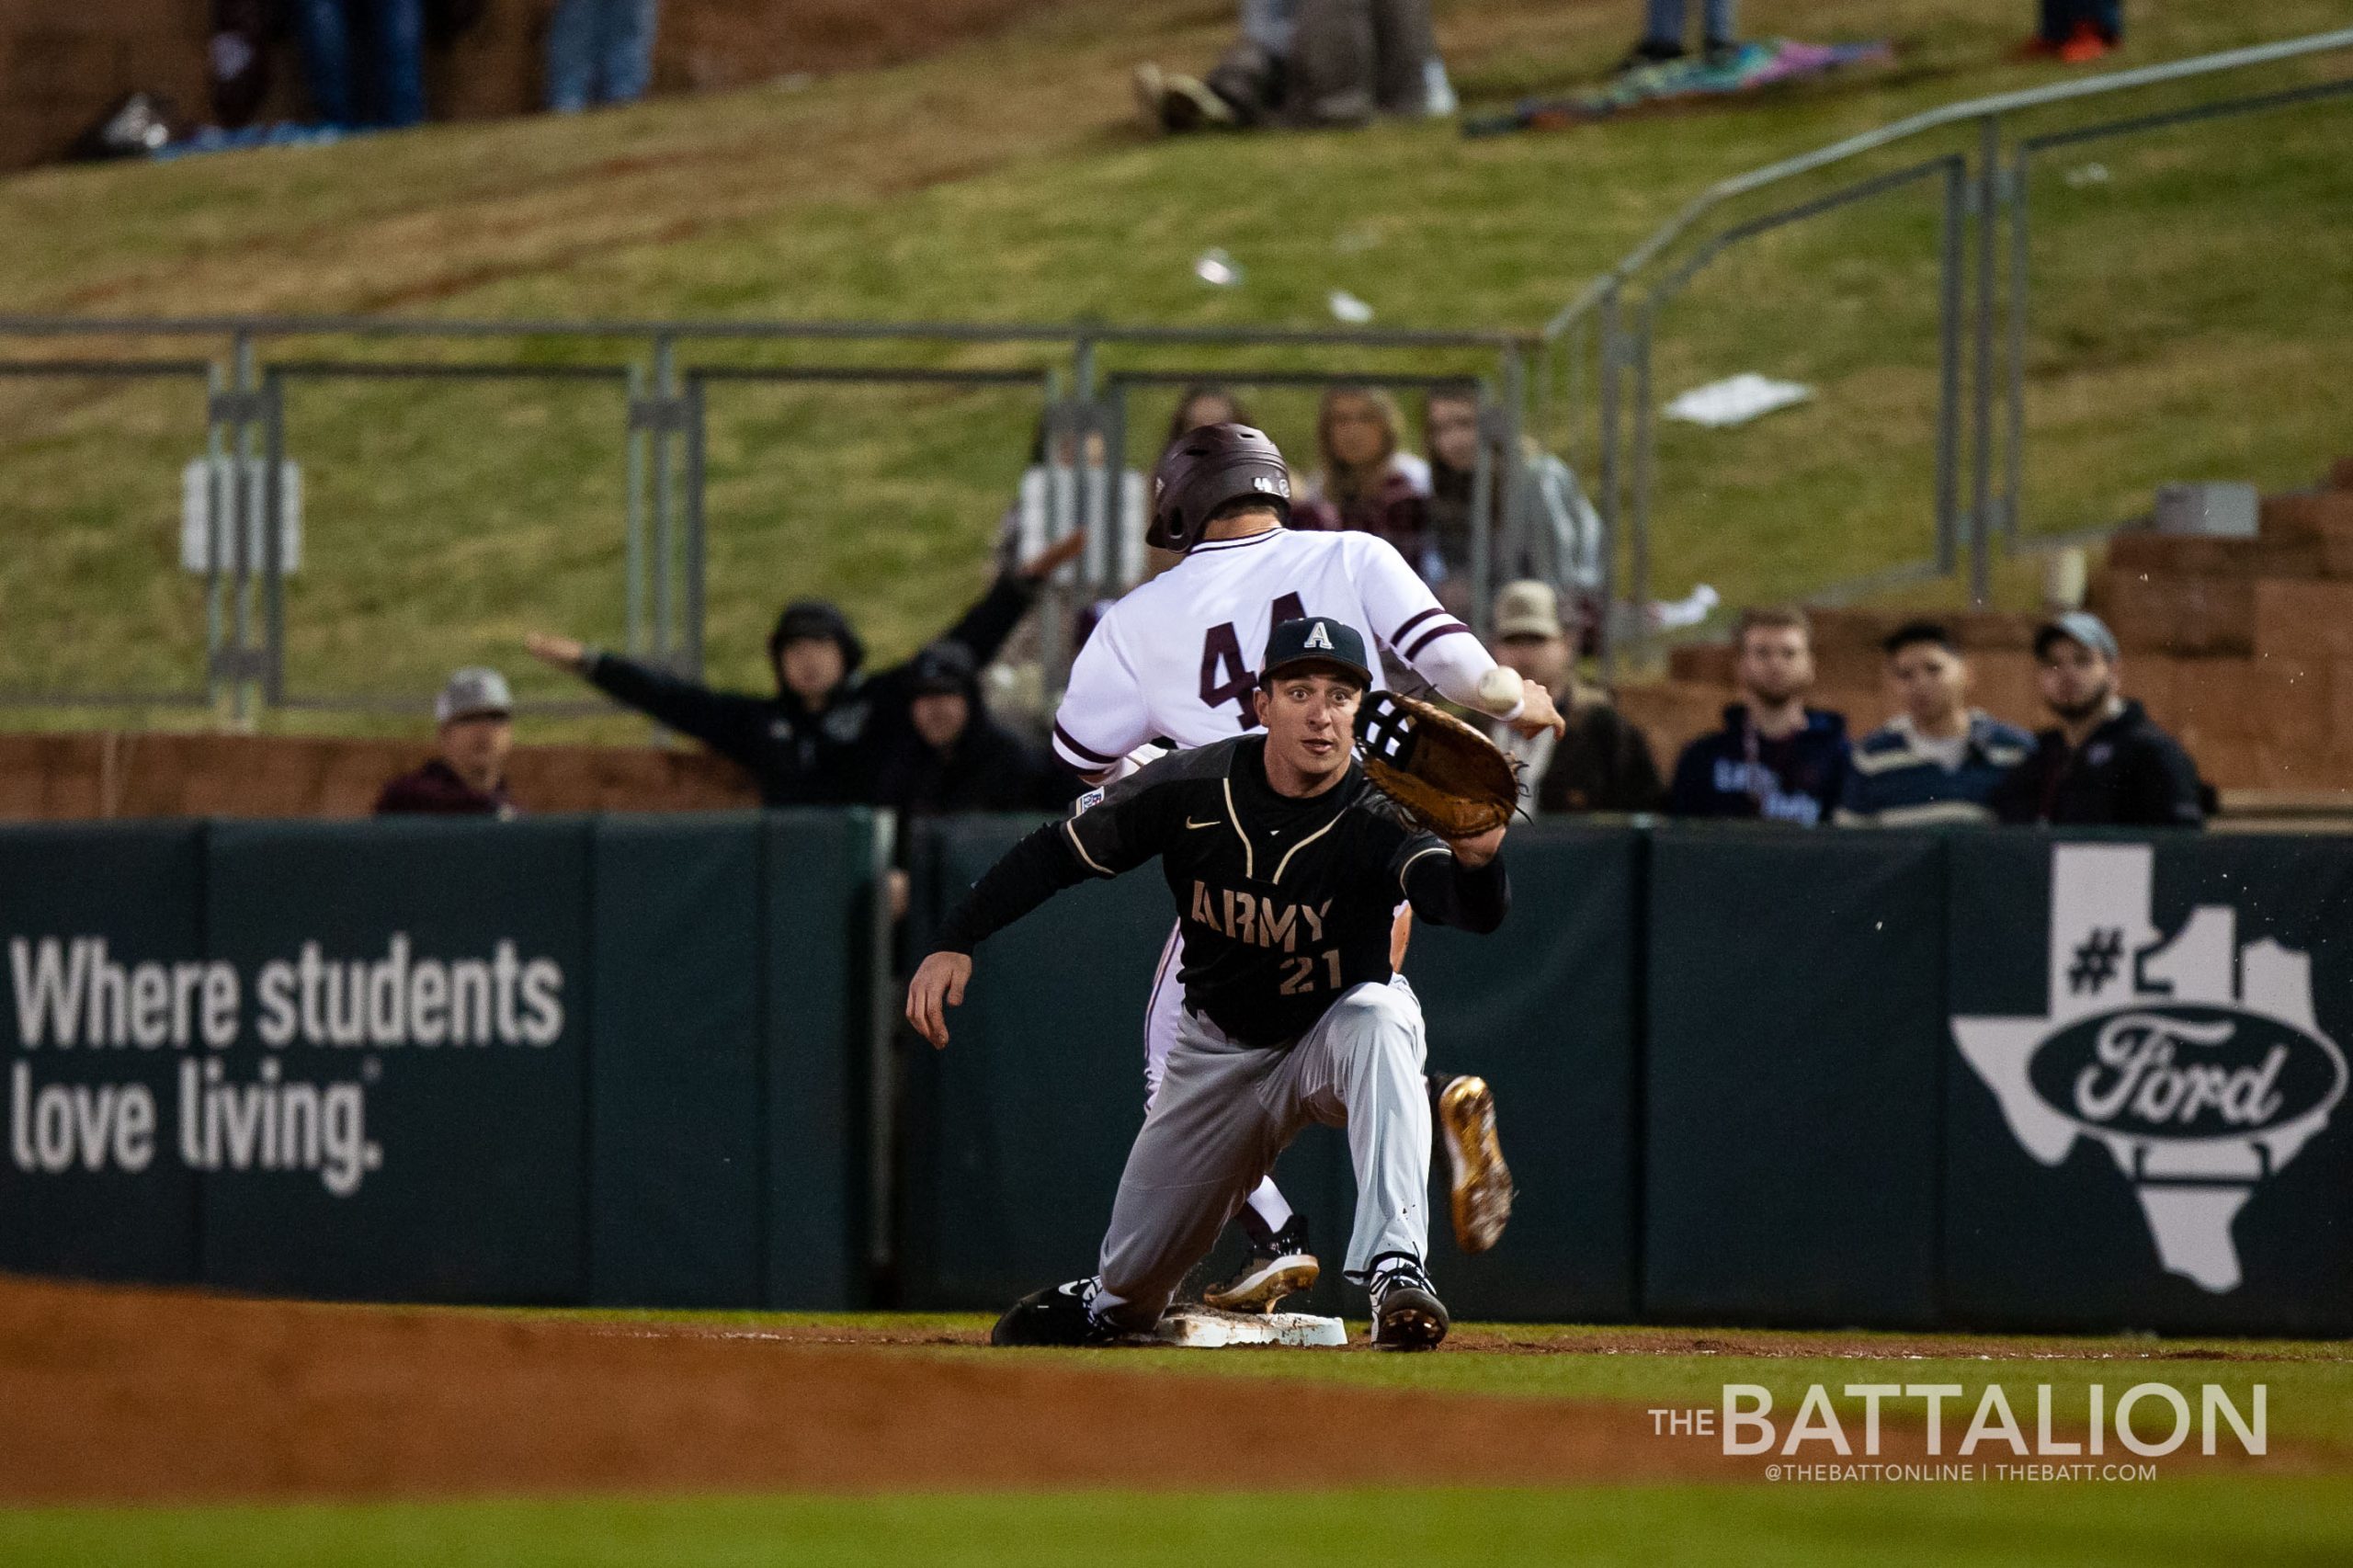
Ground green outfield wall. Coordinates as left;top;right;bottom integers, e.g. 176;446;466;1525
3;814;2347;1333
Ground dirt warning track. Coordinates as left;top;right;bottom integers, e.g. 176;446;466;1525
0;1275;1742;1503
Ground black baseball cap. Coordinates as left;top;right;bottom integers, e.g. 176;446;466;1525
1259;616;1373;690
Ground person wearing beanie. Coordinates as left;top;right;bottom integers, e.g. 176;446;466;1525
870;641;1074;823
525;535;1081;807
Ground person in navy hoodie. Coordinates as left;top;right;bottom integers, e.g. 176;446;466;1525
1667;607;1850;825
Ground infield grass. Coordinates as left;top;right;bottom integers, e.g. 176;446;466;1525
2;1;2348;730
575;1308;2353;1450
7;1477;2352;1568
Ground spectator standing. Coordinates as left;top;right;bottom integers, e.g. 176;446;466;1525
871;642;1074;822
1291;386;1434;576
524;537;1079;807
1991;612;2203;828
1489;581;1662;813
1621;0;1739;71
2018;1;2120;65
1836;621;2034;826
208;0;274;130
375;668;517;817
1423;383;1605;620
546;0;660;113
292;0;426;129
1667;607;1849;824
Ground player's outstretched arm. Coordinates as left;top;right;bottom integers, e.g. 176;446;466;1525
1354;534;1566;737
525;630;766;764
1398;825;1512;934
1447;822;1507;869
906;952;972;1049
525;631;586;671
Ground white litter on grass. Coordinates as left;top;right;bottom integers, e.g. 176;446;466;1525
2064;162;2110;187
1664;373;1811;428
1327;289;1375;324
1194;248;1244;287
1652;583;1721;631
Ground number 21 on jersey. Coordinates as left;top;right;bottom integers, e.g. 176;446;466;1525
1278;949;1345;995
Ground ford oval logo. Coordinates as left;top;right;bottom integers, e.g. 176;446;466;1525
2028;1005;2347;1141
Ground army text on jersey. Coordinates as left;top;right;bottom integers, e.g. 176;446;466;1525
929;735;1509;1047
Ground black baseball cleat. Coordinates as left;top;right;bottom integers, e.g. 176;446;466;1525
1434;1074;1514;1254
991;1279;1118;1346
1367;1254;1449;1351
1202;1216;1319;1312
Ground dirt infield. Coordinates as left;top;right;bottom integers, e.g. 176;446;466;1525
0;1274;1757;1504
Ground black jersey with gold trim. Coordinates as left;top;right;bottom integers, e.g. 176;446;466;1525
933;734;1509;1048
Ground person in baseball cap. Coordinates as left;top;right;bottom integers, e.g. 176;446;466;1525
1487;581;1662;814
1258;614;1375;692
1990;610;2205;827
376;667;517;818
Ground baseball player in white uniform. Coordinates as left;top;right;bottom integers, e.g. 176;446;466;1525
1047;421;1562;1308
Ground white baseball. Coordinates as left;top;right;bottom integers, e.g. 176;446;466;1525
1476;665;1524;713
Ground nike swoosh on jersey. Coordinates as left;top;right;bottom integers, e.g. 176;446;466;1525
1186;817;1221;829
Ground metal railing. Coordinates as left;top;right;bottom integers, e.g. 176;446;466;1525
4;28;2350;714
0;319;1530;718
1543;26;2353;675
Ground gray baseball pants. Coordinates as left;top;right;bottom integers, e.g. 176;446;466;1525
1092;976;1432;1331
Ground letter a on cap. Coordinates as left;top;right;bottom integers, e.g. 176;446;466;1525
1304;620;1335;651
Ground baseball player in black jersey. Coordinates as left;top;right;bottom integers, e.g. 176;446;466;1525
906;617;1510;1349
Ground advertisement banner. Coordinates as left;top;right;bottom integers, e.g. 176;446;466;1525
1;823;208;1285
1947;834;2353;1335
197;819;592;1303
1399;825;1641;1322
897;814;1169;1310
1645;829;1946;1327
761;810;879;1311
590;815;766;1308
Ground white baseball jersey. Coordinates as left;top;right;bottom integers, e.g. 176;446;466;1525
1051;528;1507;774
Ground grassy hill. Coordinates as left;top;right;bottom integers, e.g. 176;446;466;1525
3;0;2347;734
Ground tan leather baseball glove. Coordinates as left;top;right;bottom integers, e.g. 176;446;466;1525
1354;690;1520;839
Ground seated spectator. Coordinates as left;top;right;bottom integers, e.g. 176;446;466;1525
524;535;1081;808
1132;0;1450;134
1290;386;1434;575
1489;581;1662;813
1423;382;1606;622
871;642;1075;822
1837;621;2034;827
375;667;517;817
293;0;426;130
546;0;659;113
1992;612;2204;828
1667;608;1849;824
1621;0;1739;72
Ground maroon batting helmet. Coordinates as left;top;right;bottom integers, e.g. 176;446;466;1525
1147;422;1291;552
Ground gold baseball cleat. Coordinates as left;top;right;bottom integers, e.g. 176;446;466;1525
1202;1217;1319;1312
1438;1074;1513;1253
